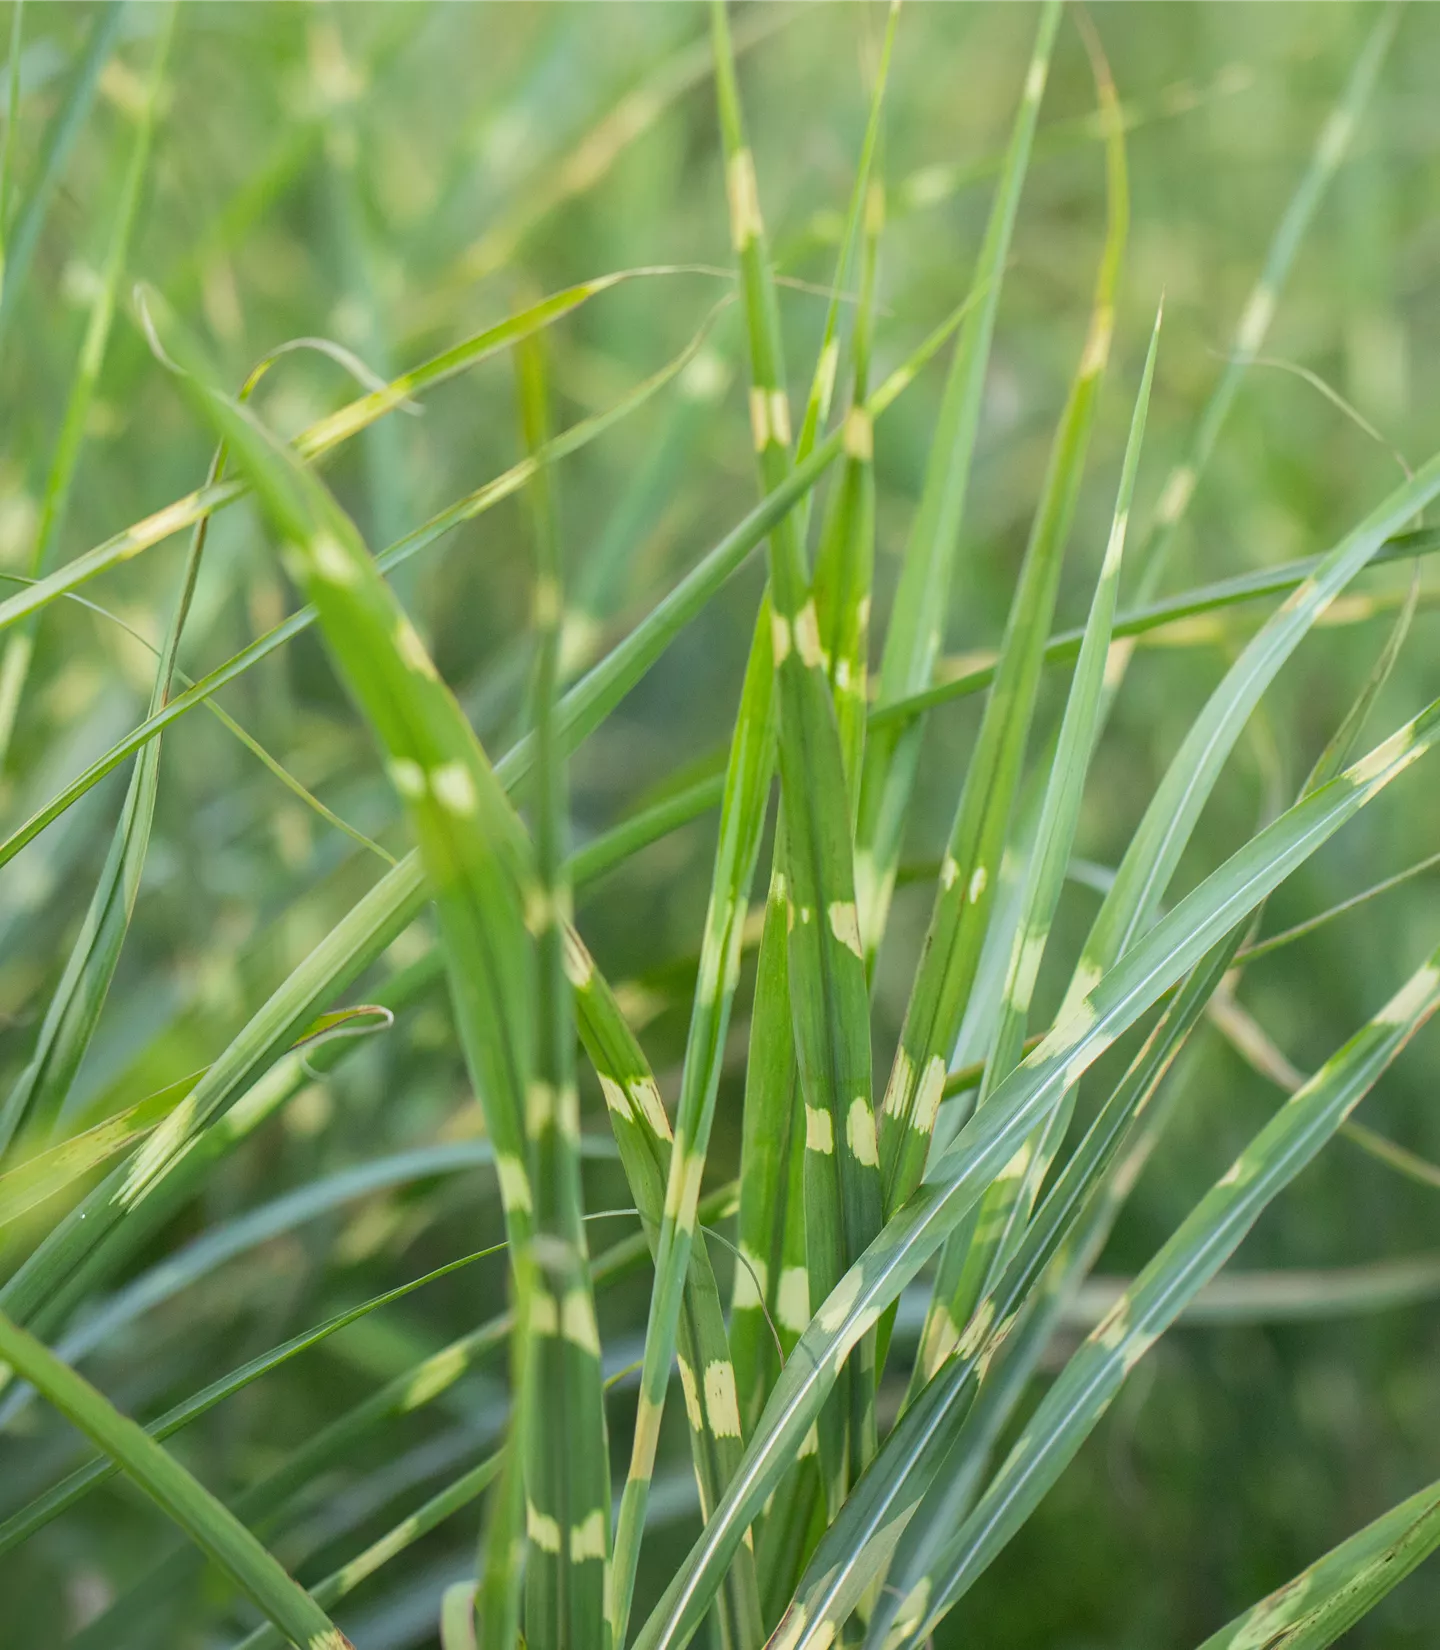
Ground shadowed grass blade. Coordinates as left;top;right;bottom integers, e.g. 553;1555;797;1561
0;1243;506;1555
0;1310;350;1650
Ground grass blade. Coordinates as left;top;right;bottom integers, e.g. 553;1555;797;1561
0;1308;350;1650
0;1243;506;1555
0;0;123;344
878;16;1128;1216
0;1;175;764
0;297;966;1358
917;295;1159;1387
569;928;764;1650
1131;3;1400;604
854;0;1059;961
0;435;210;1157
1193;1477;1440;1650
513;328;611;1650
713;0;882;1515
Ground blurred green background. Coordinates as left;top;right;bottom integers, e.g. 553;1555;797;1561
1;3;1437;1645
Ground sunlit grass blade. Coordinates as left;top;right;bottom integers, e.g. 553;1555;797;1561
0;1309;351;1650
1193;1475;1440;1650
0;1;175;765
878;18;1127;1217
854;0;1058;962
0;0;122;341
1131;3;1399;604
513;329;610;1650
892;943;1440;1645
630;697;1440;1650
912;295;1158;1393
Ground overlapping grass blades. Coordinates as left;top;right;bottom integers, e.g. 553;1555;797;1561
892;942;1440;1643
727;3;895;1561
854;0;1058;963
633;691;1440;1650
876;10;1127;1221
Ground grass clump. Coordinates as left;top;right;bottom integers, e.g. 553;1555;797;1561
1;4;1439;1648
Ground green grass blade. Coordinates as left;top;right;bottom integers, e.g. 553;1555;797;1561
569;928;764;1650
729;3;892;1486
51;1195;705;1650
1077;450;1440;994
785;933;1238;1650
0;1;174;764
0;1309;350;1650
854;0;1059;962
913;297;1158;1391
871;525;1440;727
607;592;776;1645
0;0;25;284
513;328;611;1650
1193;1477;1440;1650
712;0;882;1516
0;432;210;1157
0;287;977;885
0;1242;505;1555
879;24;1128;1215
0;0;123;344
1132;4;1399;604
897;942;1440;1644
236;1452;506;1650
730;866;805;1434
631;698;1440;1650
